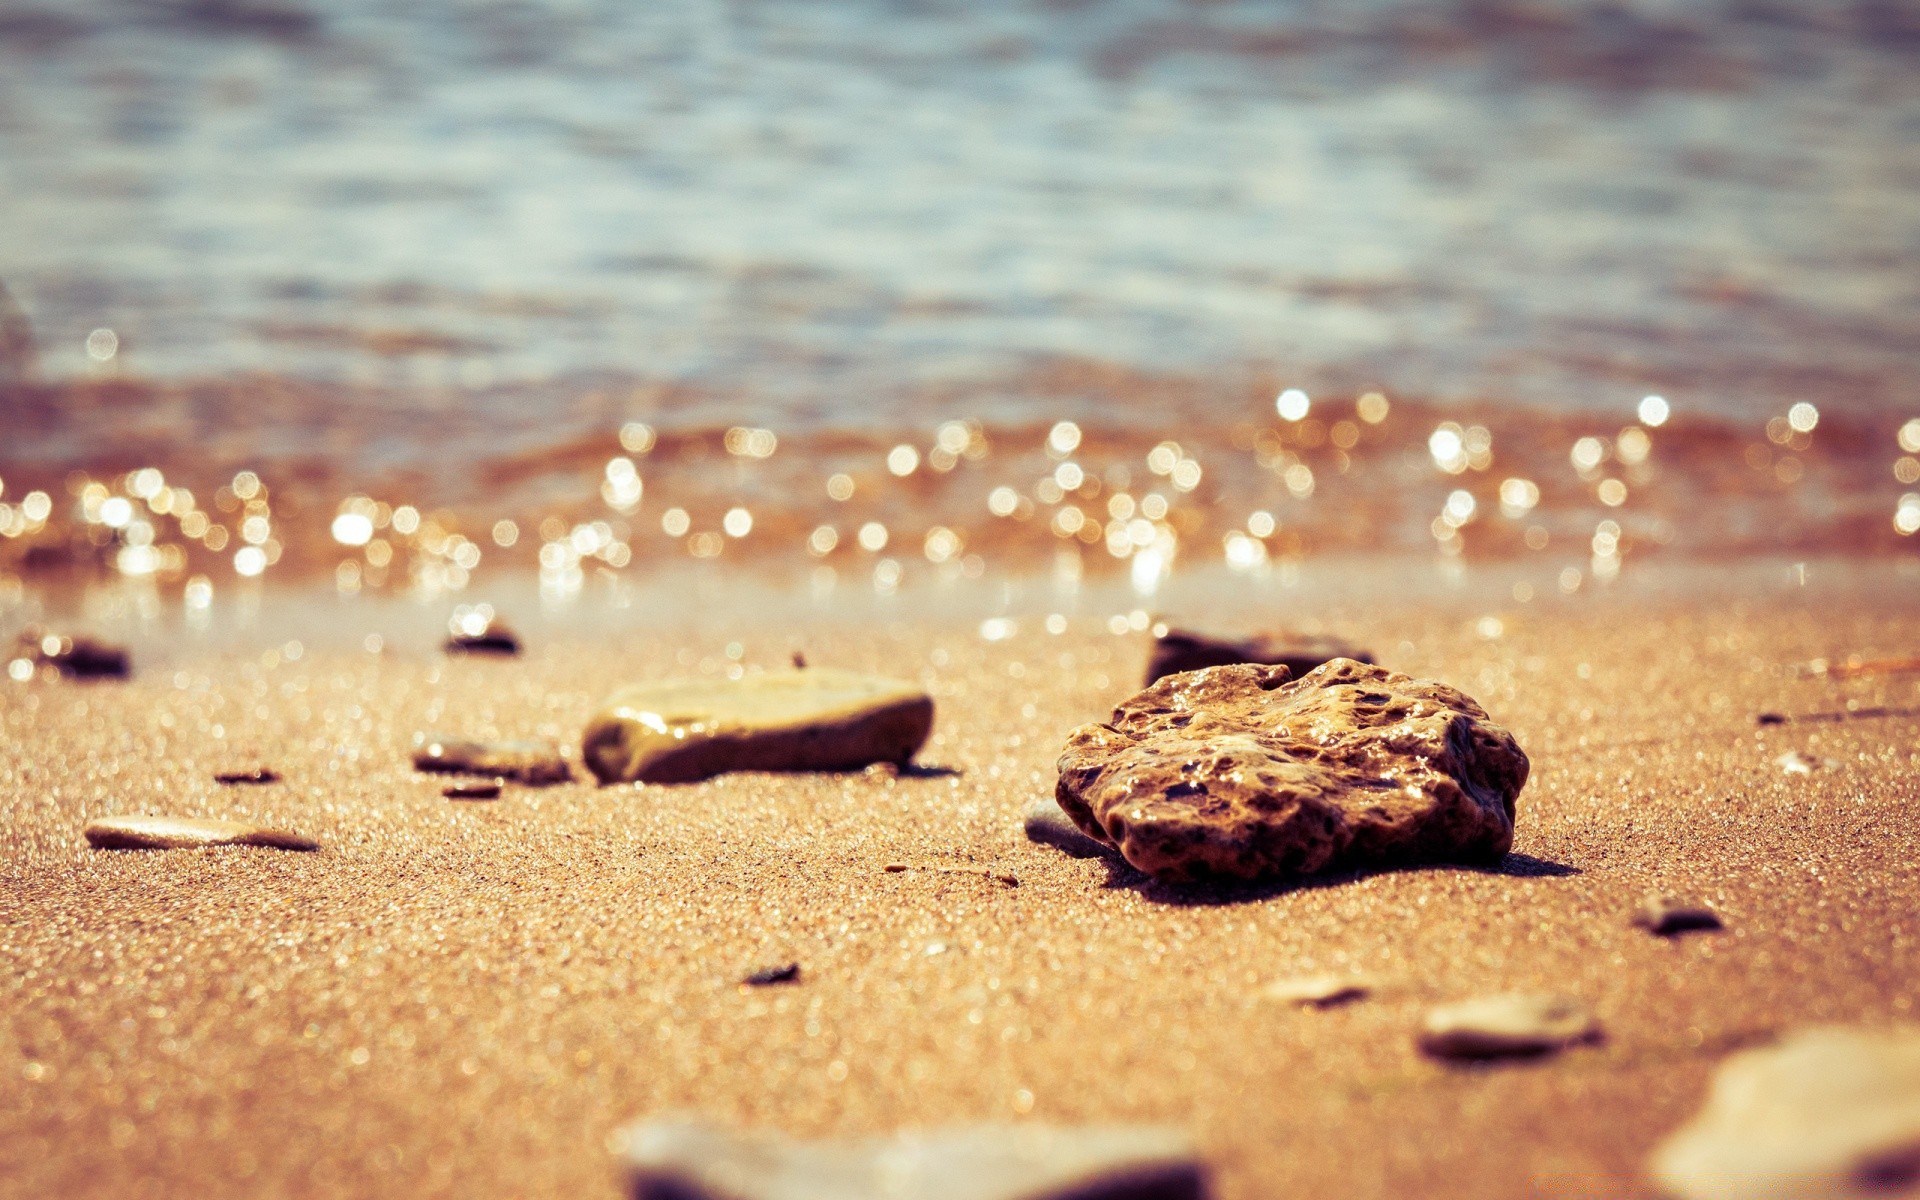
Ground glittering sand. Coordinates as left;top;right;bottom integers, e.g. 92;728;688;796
3;569;1918;1199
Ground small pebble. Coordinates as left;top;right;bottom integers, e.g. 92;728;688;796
885;863;1019;886
443;605;520;655
742;962;801;987
1022;799;1114;859
412;733;572;785
214;767;281;785
1755;712;1787;726
1261;974;1376;1008
1418;994;1599;1060
15;629;130;679
618;1118;1207;1200
84;815;319;852
443;780;502;801
1632;895;1724;937
1776;750;1834;775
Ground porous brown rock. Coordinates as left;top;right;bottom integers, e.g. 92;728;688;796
1650;1025;1920;1199
581;670;933;785
618;1118;1208;1200
1055;659;1528;883
1145;626;1373;686
411;733;572;785
84;815;319;852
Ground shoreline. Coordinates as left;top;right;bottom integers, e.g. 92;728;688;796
4;560;1919;1197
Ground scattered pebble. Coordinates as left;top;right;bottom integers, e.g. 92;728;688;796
884;863;1020;886
443;780;502;801
1021;798;1114;859
1633;895;1724;937
14;629;130;679
1418;994;1599;1060
1755;712;1787;726
1145;625;1373;687
1261;974;1377;1008
618;1117;1207;1200
1776;750;1836;775
1056;660;1528;883
214;767;281;785
411;733;572;785
581;669;934;784
741;962;801;987
443;606;520;655
84;814;319;852
1650;1024;1920;1200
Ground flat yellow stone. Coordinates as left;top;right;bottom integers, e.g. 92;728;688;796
582;669;934;784
84;815;319;852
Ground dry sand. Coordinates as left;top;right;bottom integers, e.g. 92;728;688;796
3;574;1918;1198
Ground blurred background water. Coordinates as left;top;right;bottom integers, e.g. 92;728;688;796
3;0;1916;424
1;0;1917;594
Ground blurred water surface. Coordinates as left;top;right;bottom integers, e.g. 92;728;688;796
2;0;1916;438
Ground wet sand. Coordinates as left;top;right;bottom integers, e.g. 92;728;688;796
3;576;1918;1199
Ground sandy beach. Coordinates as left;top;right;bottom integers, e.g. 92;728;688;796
4;564;1916;1199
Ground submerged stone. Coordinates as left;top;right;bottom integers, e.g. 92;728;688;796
1022;798;1114;859
1418;994;1598;1060
411;734;572;785
1055;660;1528;883
14;629;130;679
582;669;933;784
1650;1025;1920;1200
618;1118;1208;1200
1145;626;1373;686
84;815;319;852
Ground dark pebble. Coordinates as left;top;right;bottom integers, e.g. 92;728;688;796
742;962;801;986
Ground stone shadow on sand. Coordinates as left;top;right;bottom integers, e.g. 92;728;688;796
1098;851;1580;908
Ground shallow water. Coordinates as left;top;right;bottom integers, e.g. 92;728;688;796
1;1;1918;596
4;1;1917;417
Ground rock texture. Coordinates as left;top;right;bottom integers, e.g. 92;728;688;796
1146;626;1373;686
84;815;319;852
411;734;572;785
1650;1025;1920;1200
1055;660;1528;883
1633;895;1724;937
582;669;933;785
619;1118;1208;1200
1022;798;1114;859
1418;994;1598;1060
